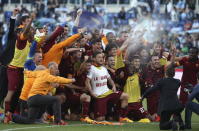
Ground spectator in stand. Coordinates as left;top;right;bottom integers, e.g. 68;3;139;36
0;0;5;12
118;6;127;26
171;6;179;24
165;0;173;18
153;0;160;15
47;0;59;17
35;0;45;18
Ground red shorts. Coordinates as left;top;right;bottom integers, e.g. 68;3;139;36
56;88;82;114
94;91;122;118
127;102;148;120
146;90;159;115
67;93;82;114
7;66;24;91
179;86;188;106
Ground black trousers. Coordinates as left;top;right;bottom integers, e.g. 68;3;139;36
12;95;61;124
19;99;28;117
159;108;184;130
0;65;8;103
187;101;199;115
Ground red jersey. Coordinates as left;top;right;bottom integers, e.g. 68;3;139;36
177;57;199;86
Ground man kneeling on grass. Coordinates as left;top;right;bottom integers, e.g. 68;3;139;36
5;62;75;125
86;51;131;123
141;63;184;130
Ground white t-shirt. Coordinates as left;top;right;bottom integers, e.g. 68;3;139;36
87;65;110;96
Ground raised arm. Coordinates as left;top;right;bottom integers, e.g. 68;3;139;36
22;13;34;38
8;8;19;38
0;9;18;59
42;26;64;53
74;9;82;27
55;33;82;49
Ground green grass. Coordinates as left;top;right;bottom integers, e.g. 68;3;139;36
0;101;199;131
0;113;199;131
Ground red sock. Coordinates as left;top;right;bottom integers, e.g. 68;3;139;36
82;102;90;117
5;101;10;113
120;107;128;118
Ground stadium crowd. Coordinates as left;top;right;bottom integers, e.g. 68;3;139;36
0;0;199;130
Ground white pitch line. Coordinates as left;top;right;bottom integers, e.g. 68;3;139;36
0;124;92;131
0;122;199;131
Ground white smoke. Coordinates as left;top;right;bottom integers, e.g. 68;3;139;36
130;17;163;44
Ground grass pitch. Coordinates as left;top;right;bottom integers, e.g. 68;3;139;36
0;113;199;131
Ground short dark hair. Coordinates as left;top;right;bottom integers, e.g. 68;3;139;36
166;64;175;78
93;51;102;58
105;43;118;55
150;55;159;60
106;32;114;37
129;55;140;62
190;47;199;54
119;31;128;37
91;38;101;45
19;15;30;25
106;55;114;61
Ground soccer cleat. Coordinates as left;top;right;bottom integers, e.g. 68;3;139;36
172;120;178;131
179;122;185;130
184;124;191;130
154;115;160;122
138;118;151;123
53;120;68;125
119;117;133;123
0;113;5;122
3;112;12;124
96;121;114;125
80;117;97;124
47;115;54;122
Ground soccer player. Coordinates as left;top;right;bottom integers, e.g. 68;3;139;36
86;51;131;122
141;63;184;130
0;8;19;104
175;47;199;129
116;55;151;123
41;28;86;67
74;59;96;123
4;13;35;117
141;55;165;121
